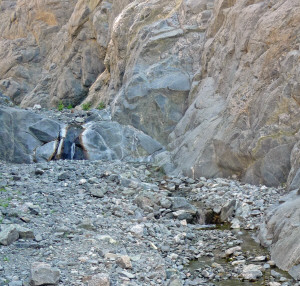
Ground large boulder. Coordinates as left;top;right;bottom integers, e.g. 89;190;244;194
258;190;300;280
0;225;19;246
0;107;42;163
81;120;164;162
35;140;58;162
0;107;61;163
29;119;60;143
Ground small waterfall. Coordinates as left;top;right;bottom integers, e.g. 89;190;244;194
70;143;76;160
61;125;85;160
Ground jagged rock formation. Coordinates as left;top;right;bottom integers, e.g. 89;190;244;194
0;0;132;107
0;0;300;187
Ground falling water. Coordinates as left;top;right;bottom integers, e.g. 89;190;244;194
70;143;76;160
61;125;85;160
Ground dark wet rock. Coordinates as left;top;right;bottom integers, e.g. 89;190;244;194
61;125;85;160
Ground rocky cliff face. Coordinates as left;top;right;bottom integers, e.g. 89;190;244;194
1;0;300;188
169;0;300;187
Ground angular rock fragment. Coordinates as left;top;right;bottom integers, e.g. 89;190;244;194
29;119;61;143
242;264;263;281
0;225;19;246
88;274;110;286
30;262;60;286
116;255;132;269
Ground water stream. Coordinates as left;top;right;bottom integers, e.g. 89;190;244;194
187;224;292;285
61;125;85;160
70;143;76;160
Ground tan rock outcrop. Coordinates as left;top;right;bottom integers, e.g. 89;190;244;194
0;0;132;107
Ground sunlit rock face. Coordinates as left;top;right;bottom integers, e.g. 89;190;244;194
0;0;132;107
167;0;300;187
1;0;300;187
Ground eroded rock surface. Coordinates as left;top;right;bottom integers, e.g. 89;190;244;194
1;0;300;187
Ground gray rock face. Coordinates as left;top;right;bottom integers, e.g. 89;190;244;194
29;119;60;143
30;262;60;286
258;190;300;280
166;1;300;187
0;107;42;163
89;0;300;188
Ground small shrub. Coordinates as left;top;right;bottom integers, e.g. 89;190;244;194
82;102;91;111
97;102;106;110
67;104;73;110
58;101;64;111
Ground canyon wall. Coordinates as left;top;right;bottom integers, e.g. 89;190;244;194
1;0;300;188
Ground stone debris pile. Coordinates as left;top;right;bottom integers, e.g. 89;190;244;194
0;159;295;286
